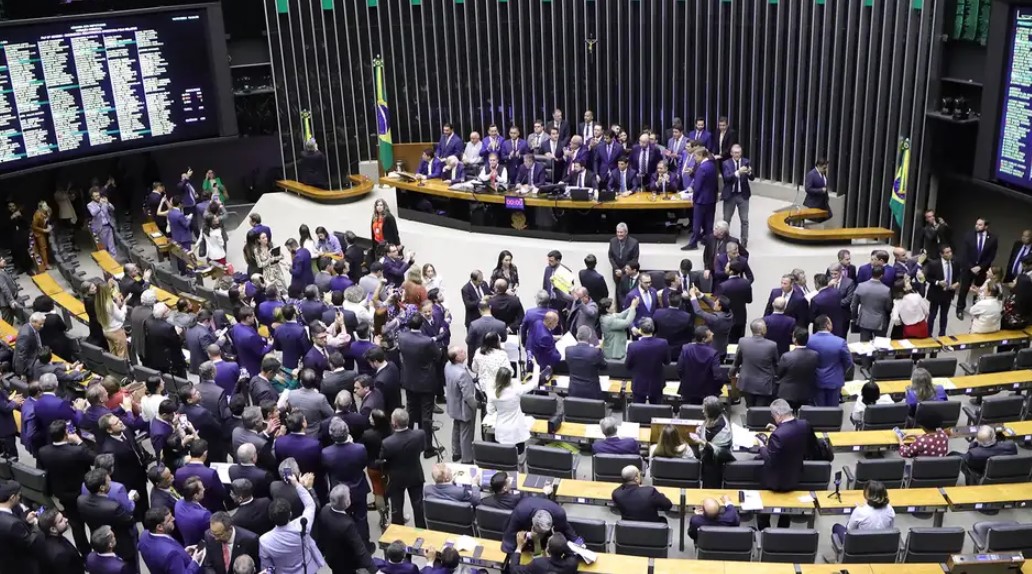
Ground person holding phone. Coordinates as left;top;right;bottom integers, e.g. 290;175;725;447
139;506;206;574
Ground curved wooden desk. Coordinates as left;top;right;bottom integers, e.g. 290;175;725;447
768;207;894;243
276;174;374;203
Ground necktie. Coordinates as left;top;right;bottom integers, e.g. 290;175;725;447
1016;247;1028;275
642;291;651;310
170;487;181;500
978;233;984;256
621;172;627;192
639;150;646;174
475;283;482;300
695;130;701;140
945;261;951;285
734;160;740;193
578;172;584;187
618;241;625;259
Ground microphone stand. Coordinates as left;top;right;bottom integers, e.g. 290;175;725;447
828;478;842;502
300;516;309;574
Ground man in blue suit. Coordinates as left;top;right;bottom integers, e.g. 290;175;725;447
33;374;84;449
500;496;580;554
500;126;529;177
689;117;715;153
301;325;331;375
802;158;831;218
591;417;639;455
174;476;212;546
274;412;324;493
255;286;284;328
764;275;809;328
806;315;853;407
653;292;695;360
321;418;371;544
272;306;310;371
86;526;133;574
664;124;689;168
229;308;272;380
607;156;639;195
721;144;755;248
763;297;798;357
514;153;546;192
179;386;226;464
287;238;314;293
594;130;622;176
648;161;681;195
565;326;607;400
528;311;561;371
683;148;719;251
756;399;819;529
809;274;847;339
560;136;589;178
677;327;724;404
174;439;227;512
415;147;442;181
630;133;660;181
209;346;241;396
435;123;463;159
139;506;205;574
623;272;658;325
184;311;217;375
625;318;671;404
856;250;896;287
167;196;193;273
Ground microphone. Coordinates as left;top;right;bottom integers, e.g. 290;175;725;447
300;516;309;536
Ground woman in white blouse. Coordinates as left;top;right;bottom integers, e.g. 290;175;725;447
890;275;930;338
486;366;537;451
472;332;509;391
970;283;1003;334
832;480;895;542
95;282;128;358
422;263;445;294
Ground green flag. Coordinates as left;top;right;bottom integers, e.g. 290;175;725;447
890;138;910;229
373;58;394;171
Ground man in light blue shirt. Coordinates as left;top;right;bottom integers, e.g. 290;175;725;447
258;472;325;574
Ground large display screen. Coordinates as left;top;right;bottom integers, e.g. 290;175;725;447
996;6;1032;188
0;5;234;176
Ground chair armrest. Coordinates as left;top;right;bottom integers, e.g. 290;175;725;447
960;362;977;375
962;405;980;426
842;465;856;489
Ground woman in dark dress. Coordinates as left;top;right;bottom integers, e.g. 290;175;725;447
33;295;74;360
6;202;32;274
490;250;520;290
79;278;108;350
696;395;735;488
360;408;393;529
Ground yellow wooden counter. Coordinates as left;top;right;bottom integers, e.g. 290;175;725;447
943;483;1032;510
379;524;507;568
937;330;1030;349
825;428;924;451
814;487;948;515
682;488;816;514
52;292;88;321
530;419;652;444
553;478;680;507
31;273;63;296
277;175;373;203
92;250;122;276
577;552;650;574
655;559;739;574
767;207;893;242
842;370;1032;398
1005;420;1032;440
142;222;171;254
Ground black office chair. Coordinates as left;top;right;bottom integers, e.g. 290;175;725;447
132;364;162;383
563;398;607;424
423;499;475;535
906;456;962;488
194;284;217;305
650;458;701;488
161;374;191;397
759;528;819;563
843;459;906;490
614;520;669;558
798;406;844;432
626;403;673;425
859;403;910;431
899;527;966;563
169;273;196;295
721;460;763;490
974;454;1032;485
11;461;52;507
963;395;1026;426
473;442;519;471
1014;348;1032;370
525;445;577;479
605;360;632;381
78;341;107;375
870;359;914;381
696;526;754;561
911;401;961;428
0;458;12;480
521;394;559;419
475;506;509;540
969;522;1032;557
916;357;958;378
799;461;832;491
568;517;608;553
102;352;131;379
593;454;642;482
962;351;1018;378
678;404;705;421
833;528;901;563
744;407;774;431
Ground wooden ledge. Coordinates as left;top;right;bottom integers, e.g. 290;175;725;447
768;207;894;242
276;175;374;203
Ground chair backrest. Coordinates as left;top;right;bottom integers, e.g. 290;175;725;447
871;359;914;381
978;352;1017;374
798;406;844;432
916;357;958;378
1015;348;1032;369
696;526;754;561
0;458;11;480
423;499;475;535
473;442;519;471
214;290;233;312
562;397;607;424
914;401;961;428
626;403;673;425
721;460;763;490
977;396;1026;424
985;523;1032;557
981;454;1032;485
679;404;705;421
861;403;910;430
132;364;162;384
908;456;961;488
526;445;576;479
614;520;669;558
568;517;608;552
853;459;906;490
799;461;832;490
194;284;217;305
900;527;966;563
760;528;819;563
650;457;701;488
161;374;190;397
78;341;107;374
593;454;643;482
170;273;196;295
102;352;131;378
474;506;509;540
11;461;50;506
605;359;632;381
841;528;901;563
745;407;774;431
521;394;558;418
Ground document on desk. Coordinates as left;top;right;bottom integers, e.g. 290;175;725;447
445;463;479;486
556;332;577;359
741;490;764;511
873;337;893;350
552;375;570;390
449;535;478;552
210;462;232;484
933;377;955;390
898;339;916;349
731;423;758;449
567;542;597;564
848;341;875;356
842;380;867;397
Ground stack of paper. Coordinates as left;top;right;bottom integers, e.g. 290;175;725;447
451;535;477;552
933;377;956;390
898;339;916;349
567;542;597;564
741;490;764;511
842;380;868;397
873;337;893;350
552;376;570;390
556;332;577;359
445;464;478;486
849;342;875;356
210;462;232;484
730;423;758;450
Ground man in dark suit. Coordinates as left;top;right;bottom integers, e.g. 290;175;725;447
321;417;371;543
97;413;150;521
579;255;609;304
229;443;273;499
756;399;820;529
593;131;621;177
147;466;183;537
608;222;640;285
856;250;897;288
625;318;671;404
381;409;427;528
1003;229;1032;284
230;308;274;382
367;346;403;416
683;148;719;250
397;315;442;457
78;469;137;570
466;301;508;357
565;326;607;400
0;480;47;574
765;274;809;328
229;479;273;537
274;411;323;485
607;156;640;195
623;271;659;325
958;218;999;318
721;144;755;248
179;385;226;464
500;496;580;553
174;439;227;512
611;466;672;522
272;306;310;371
924;245;961;337
144;303;187;377
202;512;259;574
354;375;385;417
803;158;831;217
320;352;356;407
549;108;571;142
316;484;377;574
562;159;596;188
460;270;490;328
481;472;524;510
688;496;741;541
715;260;753;345
763;297;797;356
677;327;724;405
36;420;93;555
510;534;578;574
776;329;820;410
184;311;217;375
39;508;84;574
514;153;546;192
14;312;44;377
962;425;1019;482
488;278;524;332
653;292;695;360
591;417;639;455
630;133;660;181
810;273;847;339
714;117;738;162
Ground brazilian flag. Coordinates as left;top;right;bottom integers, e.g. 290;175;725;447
373;58;394;171
890;138;910;229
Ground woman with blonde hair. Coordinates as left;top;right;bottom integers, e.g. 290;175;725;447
649;424;696;461
486;366;537;452
904;367;947;416
95;282;128;357
401;268;427;305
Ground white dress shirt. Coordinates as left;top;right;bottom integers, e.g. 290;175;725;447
890;293;929;326
462;142;483;166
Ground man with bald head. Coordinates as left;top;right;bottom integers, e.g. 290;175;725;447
688;495;740;541
963;425;1018;482
612;466;672;523
488;278;524;331
528;311;561;370
567;286;599;342
721;144;755;248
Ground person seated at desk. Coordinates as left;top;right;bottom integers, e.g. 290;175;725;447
481;471;523;510
897;410;949;458
423;463;480;505
420;545;462;574
415;148;442;181
904;367;947;417
462;132;483;171
688;496;740;541
298;138;329;189
514;153;546;193
478;153;508;187
963;425;1018;481
612;465;672;523
831;480;895;543
592;416;639;455
510;533;578;574
440;156;465;185
850;381;894;427
562;159;595;189
648;160;681;195
501;497;580;553
648;424;696;462
375;540;420;574
607;156;640;196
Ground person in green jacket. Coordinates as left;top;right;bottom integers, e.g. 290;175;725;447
202;169;228;203
600;296;639;360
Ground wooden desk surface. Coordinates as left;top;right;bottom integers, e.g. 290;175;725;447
1006;420;1032;437
943;483;1032;508
815;488;947;514
768;208;893;242
92;251;122;275
385;177;694;210
654;559;733;574
682;489;816;512
142;222;170;250
379;524;507;566
725;562;797;574
801;566;874;574
445;463;547;495
578;553;650;574
52;292;87;319
151;287;179;304
938;330;1030;348
531;419;652;443
825;428;924;449
843;370;1032;397
869;565;947;574
554;478;679;505
31;273;63;295
277;175;374;203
